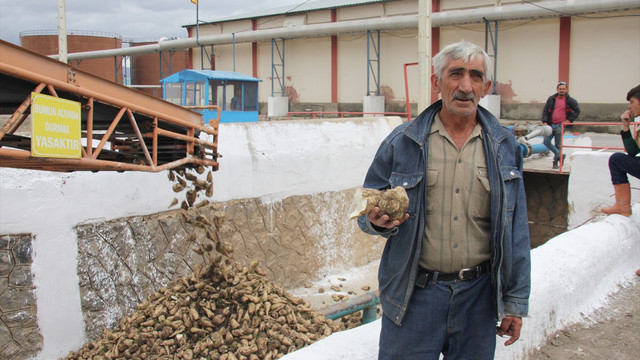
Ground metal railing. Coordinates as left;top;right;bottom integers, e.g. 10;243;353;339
287;111;408;120
0;40;219;173
19;29;123;40
559;121;639;172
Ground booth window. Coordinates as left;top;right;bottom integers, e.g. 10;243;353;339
243;82;258;111
185;81;206;107
164;83;182;106
230;82;243;111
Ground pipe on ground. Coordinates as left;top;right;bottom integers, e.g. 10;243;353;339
319;290;380;324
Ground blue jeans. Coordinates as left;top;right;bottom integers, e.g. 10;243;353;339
543;124;563;162
609;152;640;184
379;274;496;360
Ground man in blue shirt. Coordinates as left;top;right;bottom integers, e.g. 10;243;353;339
230;87;242;111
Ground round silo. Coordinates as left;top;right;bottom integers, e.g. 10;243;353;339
129;38;190;98
20;30;123;82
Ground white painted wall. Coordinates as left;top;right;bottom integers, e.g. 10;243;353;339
210;117;403;202
0;117;402;360
281;206;640;360
570;15;640;103
279;148;640;360
567;151;640;229
496;18;559;104
337;34;369;103
2;118;638;359
285;37;333;103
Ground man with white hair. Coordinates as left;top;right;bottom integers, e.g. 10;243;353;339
358;40;531;359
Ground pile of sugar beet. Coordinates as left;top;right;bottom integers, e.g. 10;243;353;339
63;173;363;360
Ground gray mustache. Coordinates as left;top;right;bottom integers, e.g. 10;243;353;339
452;91;476;101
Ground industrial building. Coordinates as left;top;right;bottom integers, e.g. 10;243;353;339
2;1;640;359
182;0;639;121
23;1;639;121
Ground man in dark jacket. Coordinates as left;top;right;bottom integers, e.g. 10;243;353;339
541;81;580;169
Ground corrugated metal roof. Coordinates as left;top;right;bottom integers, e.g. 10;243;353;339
187;0;390;26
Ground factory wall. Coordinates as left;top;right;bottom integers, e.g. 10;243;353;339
190;0;639;121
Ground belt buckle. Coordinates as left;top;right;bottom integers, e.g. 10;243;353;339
458;265;479;281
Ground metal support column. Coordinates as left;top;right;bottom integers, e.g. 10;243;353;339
199;45;214;70
366;30;381;96
484;18;498;94
271;38;285;97
418;0;432;112
159;51;174;80
114;56;123;84
232;33;236;72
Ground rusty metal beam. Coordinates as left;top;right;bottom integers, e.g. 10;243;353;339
126;109;154;168
0;41;203;127
0;147;218;172
0;40;219;173
0;83;45;141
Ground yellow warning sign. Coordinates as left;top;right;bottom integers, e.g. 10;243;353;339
31;93;82;159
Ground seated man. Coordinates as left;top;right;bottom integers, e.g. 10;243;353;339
601;84;640;216
600;84;640;276
230;88;242;111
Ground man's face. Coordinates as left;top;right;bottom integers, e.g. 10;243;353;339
432;56;491;118
557;85;568;97
629;97;640;118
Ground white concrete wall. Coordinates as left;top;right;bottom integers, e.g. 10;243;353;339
568;151;640;229
211;117;403;202
280;206;640;360
279;147;640;360
2;118;638;359
0;116;402;360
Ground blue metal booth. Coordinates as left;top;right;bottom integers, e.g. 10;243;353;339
161;70;261;124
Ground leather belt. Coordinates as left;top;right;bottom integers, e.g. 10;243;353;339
416;261;491;288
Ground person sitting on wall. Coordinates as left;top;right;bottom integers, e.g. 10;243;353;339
599;84;640;275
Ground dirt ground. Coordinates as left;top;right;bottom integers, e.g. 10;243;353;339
528;275;640;359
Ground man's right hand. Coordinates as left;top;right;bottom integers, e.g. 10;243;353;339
621;110;632;131
367;207;410;229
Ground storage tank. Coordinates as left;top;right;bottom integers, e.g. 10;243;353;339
129;38;189;98
20;30;123;82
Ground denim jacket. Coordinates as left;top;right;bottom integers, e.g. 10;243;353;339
358;100;531;326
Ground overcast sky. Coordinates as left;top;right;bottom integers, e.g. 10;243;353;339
0;0;309;45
